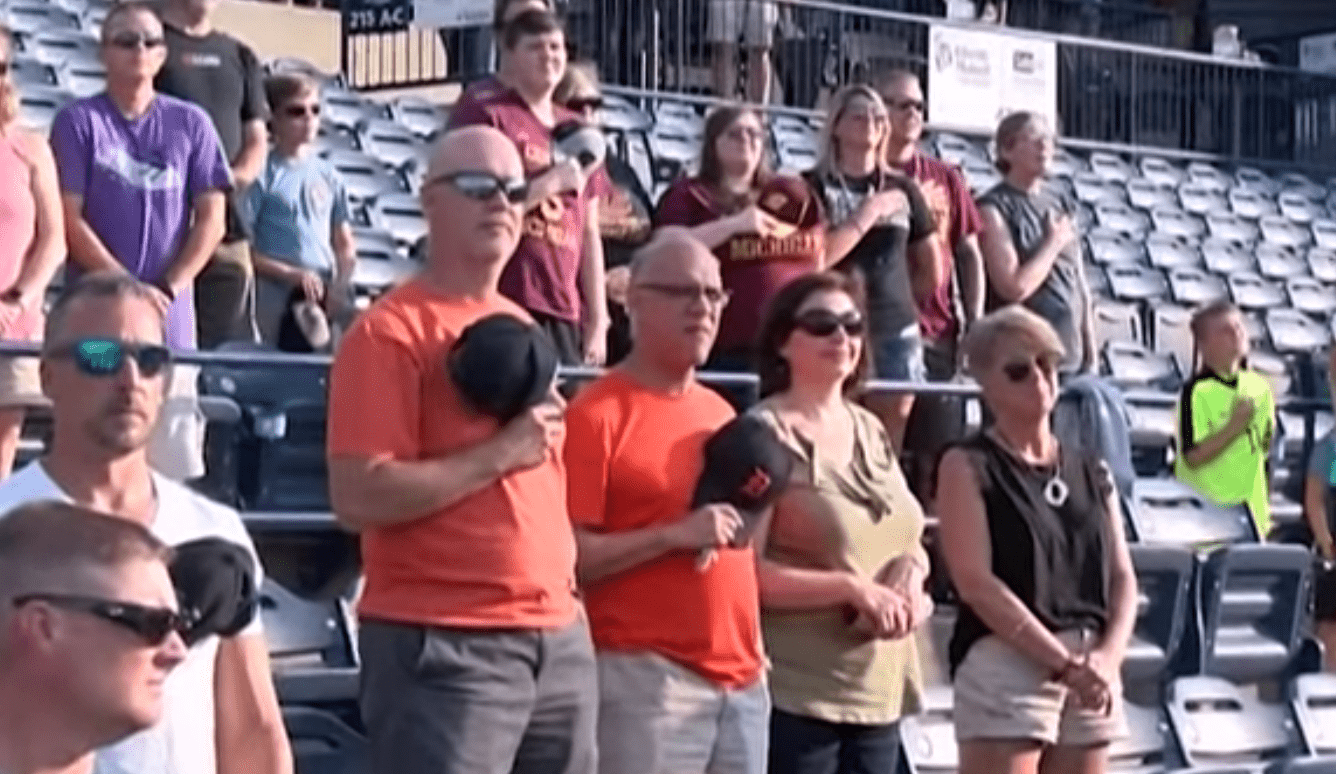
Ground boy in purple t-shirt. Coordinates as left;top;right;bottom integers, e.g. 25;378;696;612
49;2;231;482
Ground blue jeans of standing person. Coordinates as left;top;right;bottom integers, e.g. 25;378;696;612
768;708;901;774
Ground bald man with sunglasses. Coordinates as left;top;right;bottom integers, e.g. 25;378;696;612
0;272;291;774
0;500;188;774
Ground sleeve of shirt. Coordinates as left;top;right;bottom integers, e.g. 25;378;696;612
187;110;234;199
327;320;423;460
331;169;351;226
238;43;270;123
445;91;496;129
563;397;611;529
946;164;984;242
653;180;695;227
900;176;936;242
48;105;90;197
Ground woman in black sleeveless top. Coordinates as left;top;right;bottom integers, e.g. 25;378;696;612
936;306;1138;774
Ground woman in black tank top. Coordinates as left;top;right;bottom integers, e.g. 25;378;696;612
936;306;1138;774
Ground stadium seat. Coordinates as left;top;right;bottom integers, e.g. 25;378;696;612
1290;673;1336;758
1168;266;1229;306
931;132;987;168
1282;173;1328;202
1127;177;1180;211
1250;350;1295;400
1235;166;1283;196
1312;220;1336;251
1229;186;1280;220
259;579;359;708
1089;151;1136;183
349;227;416;298
653;99;703;137
647;126;698;186
1124;544;1196;684
897;684;957;774
1050;146;1087;178
16;84;74;133
1107;264;1169;302
1257;244;1309;281
1108;698;1173;773
1150;208;1206;239
1149;303;1194;376
1164;675;1297;769
1094;299;1143;350
1202;238;1257;276
356;118;429;170
1089;228;1146;265
23;29;98;67
1228;272;1287;311
1103;341;1178;389
10;55;56;87
283;706;369;774
1074;171;1123;205
388;95;448;139
1129;478;1256;548
320;149;408;204
266;56;345;89
1286;278;1336;317
1265;309;1328;355
960;159;1001;194
1096;203;1152;236
1198;543;1314;683
367;193;427;249
1145;233;1200;270
1138;156;1185;188
1186;161;1232;193
3;2;81;35
1281;191;1324;224
1126;391;1177;468
1261;215;1314;249
1310;247;1336;282
1207;212;1262;244
320;87;388;131
313;122;360;155
57;57;105;98
1179;181;1229;215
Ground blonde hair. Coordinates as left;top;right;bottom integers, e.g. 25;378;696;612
817;84;890;178
0;26;17;126
963;305;1066;378
553;60;599;106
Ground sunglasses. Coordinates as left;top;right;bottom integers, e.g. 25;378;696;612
108;32;165;50
13;593;193;646
793;309;865;338
1001;355;1058;383
283;104;321;118
48;339;173;379
636;282;731;306
885;98;925;114
429;171;529;204
567;96;604;112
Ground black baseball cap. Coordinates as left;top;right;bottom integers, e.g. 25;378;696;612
169;537;258;647
690;414;794;547
449;313;559;423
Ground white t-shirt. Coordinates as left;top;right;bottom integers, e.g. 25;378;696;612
0;461;265;774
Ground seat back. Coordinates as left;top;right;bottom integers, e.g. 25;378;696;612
259;578;357;669
1149;303;1194;376
1307;247;1336;283
1145;233;1199;270
1290;673;1336;757
1130;478;1256;548
283;706;369;774
1124;545;1196;685
1106;264;1168;302
1093;299;1142;350
1199;544;1312;684
898;685;958;774
1168;266;1228;306
1266;309;1330;355
1103;341;1178;389
1165;675;1295;767
1256;243;1308;280
1108;699;1173;773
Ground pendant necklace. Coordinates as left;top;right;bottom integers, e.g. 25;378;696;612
990;428;1069;508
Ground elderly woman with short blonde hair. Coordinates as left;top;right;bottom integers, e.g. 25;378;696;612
936;305;1138;774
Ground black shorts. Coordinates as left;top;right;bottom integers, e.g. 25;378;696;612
1316;563;1336;622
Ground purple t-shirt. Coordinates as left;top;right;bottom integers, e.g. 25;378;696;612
50;93;232;350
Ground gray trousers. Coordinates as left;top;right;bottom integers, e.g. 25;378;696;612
359;615;599;774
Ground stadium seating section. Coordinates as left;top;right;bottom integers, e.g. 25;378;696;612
10;1;1336;770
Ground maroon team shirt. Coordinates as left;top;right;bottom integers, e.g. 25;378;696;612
892;153;983;342
448;81;607;324
655;176;823;352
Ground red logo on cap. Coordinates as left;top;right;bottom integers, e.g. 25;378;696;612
740;467;771;500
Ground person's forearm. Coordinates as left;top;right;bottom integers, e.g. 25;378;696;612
217;722;292;774
231;143;267;190
580;219;608;330
955;237;986;326
161;214;225;294
1182;422;1249;469
1098;566;1138;659
66;215;128;275
824;216;873;267
908;239;945;306
685;215;745;250
15;218;65;300
757;558;860;610
328;441;509;531
956;573;1073;672
252;252;301;284
1305;475;1333;550
575;525;682;585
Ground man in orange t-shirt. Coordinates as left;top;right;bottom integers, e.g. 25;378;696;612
326;126;595;774
564;230;768;774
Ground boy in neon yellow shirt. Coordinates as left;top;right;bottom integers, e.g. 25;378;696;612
1174;300;1277;538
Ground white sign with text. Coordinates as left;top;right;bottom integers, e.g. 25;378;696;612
928;24;1057;135
414;0;491;28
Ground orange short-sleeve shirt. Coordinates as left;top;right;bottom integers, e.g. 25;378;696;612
564;369;764;687
327;280;577;630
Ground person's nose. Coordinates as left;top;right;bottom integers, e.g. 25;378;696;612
157;630;188;669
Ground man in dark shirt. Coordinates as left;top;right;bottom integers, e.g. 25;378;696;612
155;0;268;349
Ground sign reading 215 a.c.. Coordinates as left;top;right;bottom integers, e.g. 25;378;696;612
343;0;413;33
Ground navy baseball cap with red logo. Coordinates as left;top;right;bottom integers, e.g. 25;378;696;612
690;414;795;546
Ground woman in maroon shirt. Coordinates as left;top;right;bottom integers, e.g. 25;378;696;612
654;105;824;403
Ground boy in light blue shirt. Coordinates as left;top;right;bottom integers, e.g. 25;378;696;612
244;73;355;348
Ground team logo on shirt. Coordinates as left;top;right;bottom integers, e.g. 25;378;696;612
96;147;182;192
763;191;788;213
517;138;550;171
182;52;223;68
305;179;331;214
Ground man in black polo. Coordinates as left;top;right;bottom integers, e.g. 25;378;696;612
155;0;268;349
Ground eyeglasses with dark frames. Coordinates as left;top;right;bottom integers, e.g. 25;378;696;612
426;171;529;204
108;32;165;50
792;309;865;338
634;283;731;307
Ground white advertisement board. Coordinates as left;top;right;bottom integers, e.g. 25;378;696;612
928;24;1058;136
414;0;491;28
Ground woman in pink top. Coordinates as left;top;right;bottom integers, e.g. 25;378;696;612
0;25;66;478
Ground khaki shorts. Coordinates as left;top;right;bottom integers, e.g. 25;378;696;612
953;632;1127;747
147;363;205;482
708;0;778;46
0;355;47;409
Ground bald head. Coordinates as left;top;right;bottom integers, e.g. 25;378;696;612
427;125;524;182
630;228;719;285
420;126;527;278
626;229;725;370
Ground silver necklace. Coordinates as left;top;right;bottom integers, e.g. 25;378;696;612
989;428;1069;508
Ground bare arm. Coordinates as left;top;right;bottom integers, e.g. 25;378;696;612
331;222;356;287
251;250;305;285
214;634;292;774
62;193;128;275
978;205;1067;304
752;505;865;610
685;211;750;250
579;196;608;363
955;234;986;328
1094;464;1138;661
1306;473;1335;558
159;190;227;296
575;524;682;585
936;448;1074;673
231;120;268;189
12;133;66;303
1180;404;1251;470
823;203;880;267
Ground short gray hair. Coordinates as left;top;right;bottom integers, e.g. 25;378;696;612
962;305;1066;378
44;272;164;345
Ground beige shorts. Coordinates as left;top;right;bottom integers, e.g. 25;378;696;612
0;355;47;408
953;632;1127;747
147;363;205;482
708;0;778;46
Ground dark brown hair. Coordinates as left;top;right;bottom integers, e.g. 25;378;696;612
501;8;564;50
755;272;870;399
697;105;770;212
493;0;550;31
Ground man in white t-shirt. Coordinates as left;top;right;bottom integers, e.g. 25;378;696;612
0;271;292;774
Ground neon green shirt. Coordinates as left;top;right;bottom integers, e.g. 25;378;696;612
1173;368;1276;537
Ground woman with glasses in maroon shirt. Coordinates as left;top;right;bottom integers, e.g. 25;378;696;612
654;105;824;406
